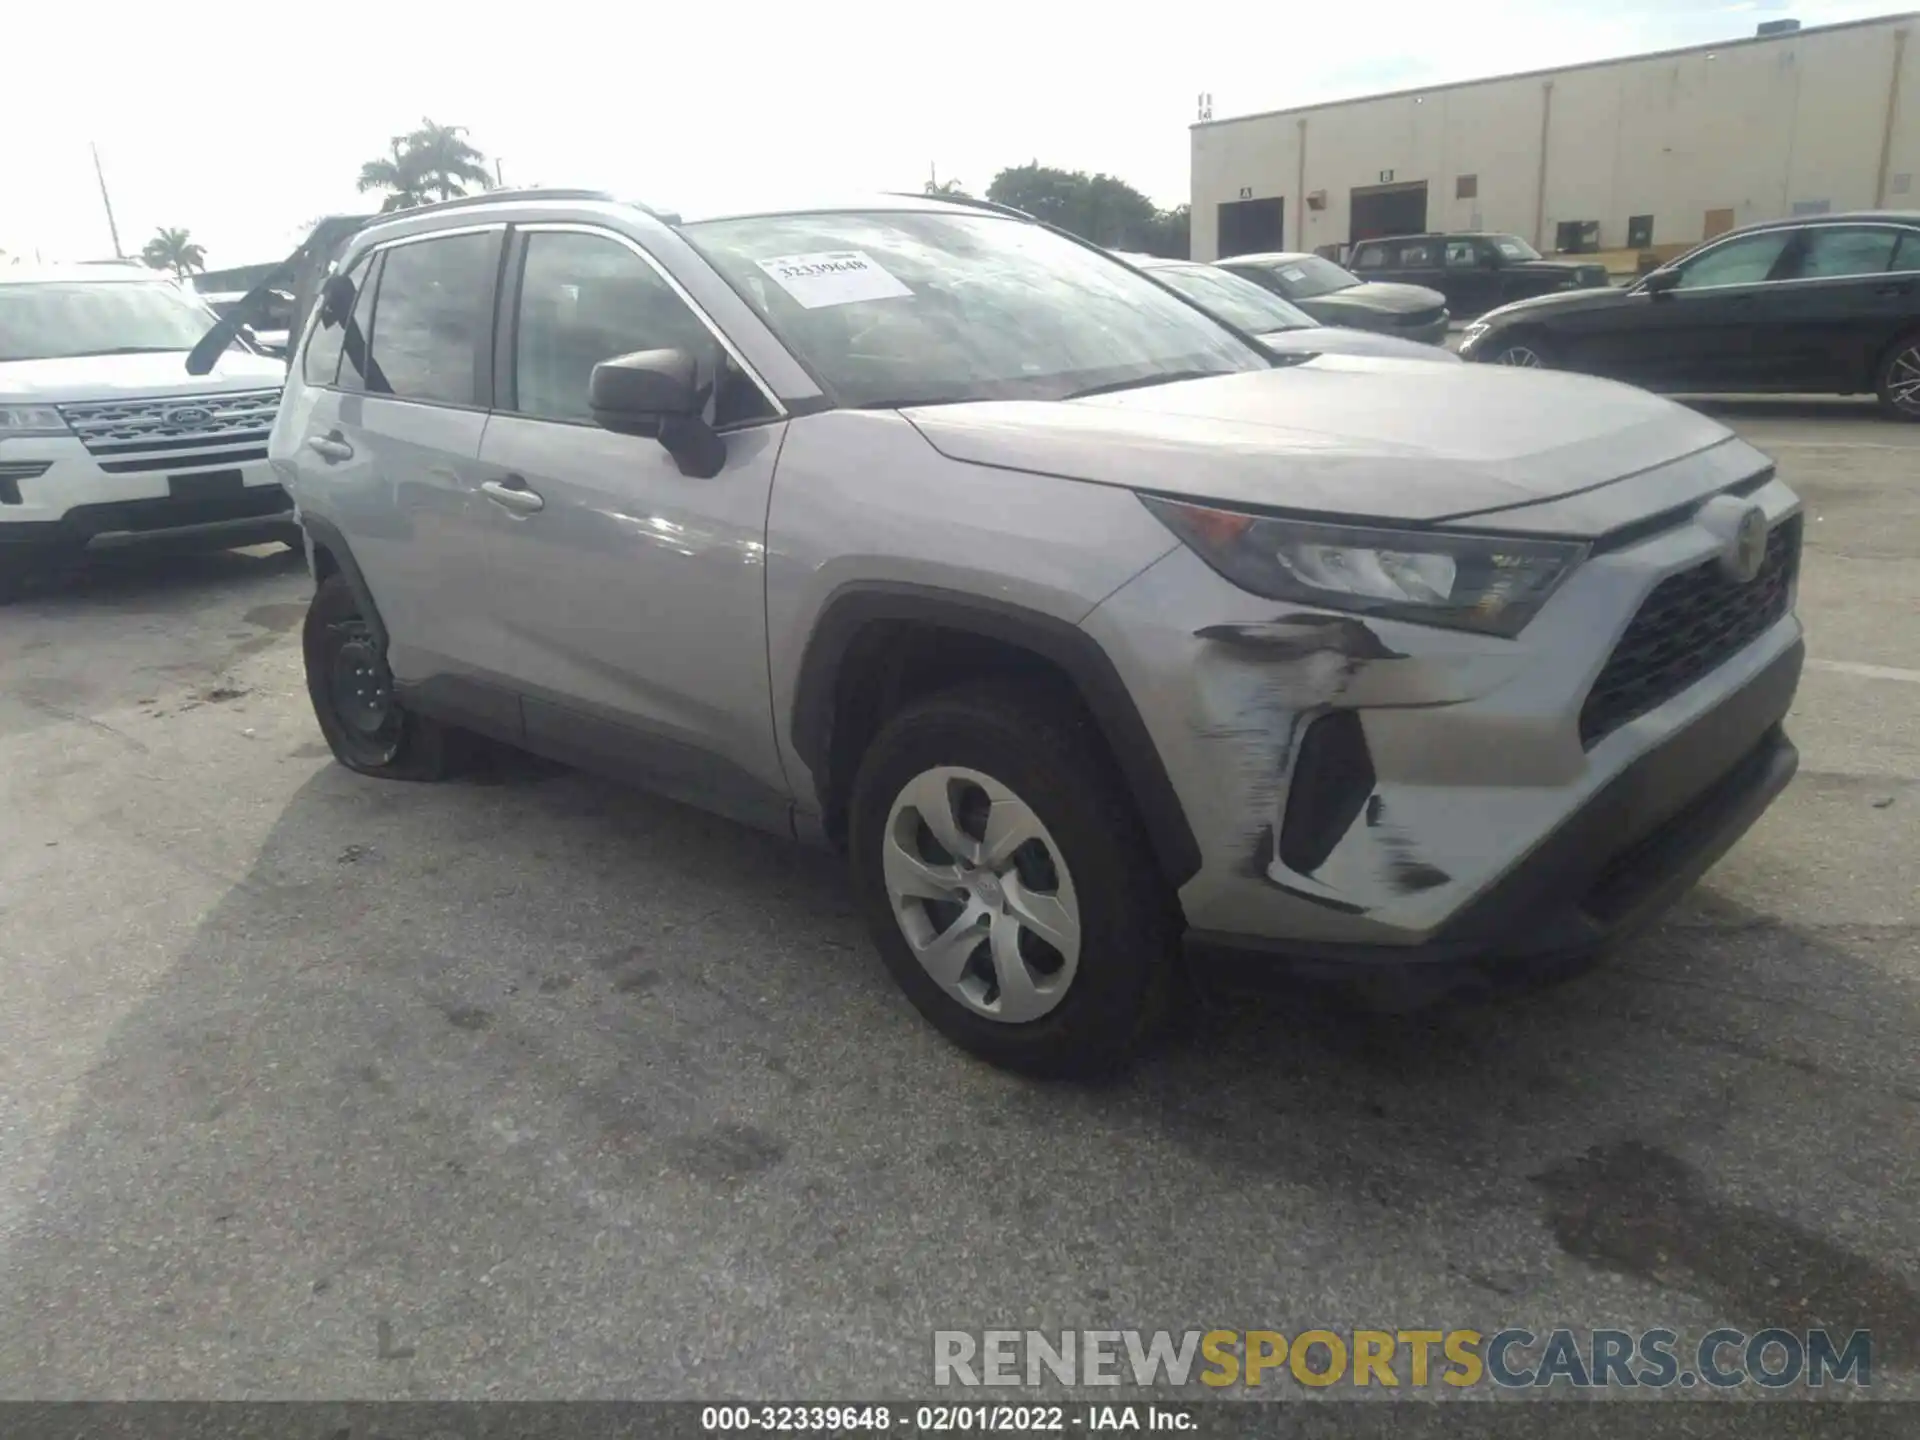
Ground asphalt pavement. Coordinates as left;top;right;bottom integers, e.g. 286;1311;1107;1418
0;400;1915;1403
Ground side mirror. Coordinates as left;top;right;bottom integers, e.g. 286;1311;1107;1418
589;348;724;479
1642;268;1680;297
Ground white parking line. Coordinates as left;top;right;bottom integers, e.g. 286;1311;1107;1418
1760;441;1917;451
1807;658;1920;684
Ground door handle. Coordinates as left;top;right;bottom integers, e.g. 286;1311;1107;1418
1875;281;1914;297
307;434;353;462
481;476;545;514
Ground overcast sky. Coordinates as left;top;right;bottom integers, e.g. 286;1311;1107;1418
3;0;1903;268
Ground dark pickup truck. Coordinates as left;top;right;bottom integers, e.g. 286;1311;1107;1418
1348;232;1611;319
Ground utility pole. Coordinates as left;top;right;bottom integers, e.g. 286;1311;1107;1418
91;142;125;259
495;158;505;188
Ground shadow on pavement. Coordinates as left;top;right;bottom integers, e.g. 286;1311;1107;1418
0;760;1914;1395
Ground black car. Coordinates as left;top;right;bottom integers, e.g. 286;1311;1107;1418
1215;251;1449;345
1457;211;1920;420
1349;232;1611;319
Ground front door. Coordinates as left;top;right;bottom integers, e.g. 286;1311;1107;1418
476;224;792;829
1567;226;1797;389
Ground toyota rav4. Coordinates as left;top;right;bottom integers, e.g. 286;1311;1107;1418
268;188;1804;1074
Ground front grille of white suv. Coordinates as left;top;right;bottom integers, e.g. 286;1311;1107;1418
55;389;281;474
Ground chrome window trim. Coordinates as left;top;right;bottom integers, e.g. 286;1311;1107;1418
1650;223;1920;295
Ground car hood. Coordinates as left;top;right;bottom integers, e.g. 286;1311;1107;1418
1302;281;1445;316
0;349;287;402
1475;283;1639;327
1259;326;1460;363
902;358;1739;526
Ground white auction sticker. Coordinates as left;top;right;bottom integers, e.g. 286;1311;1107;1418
755;251;913;309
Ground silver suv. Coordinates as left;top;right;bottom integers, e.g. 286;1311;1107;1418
273;189;1805;1074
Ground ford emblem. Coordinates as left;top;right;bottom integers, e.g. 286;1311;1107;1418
164;405;214;428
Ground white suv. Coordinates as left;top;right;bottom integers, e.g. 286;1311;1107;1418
0;265;295;596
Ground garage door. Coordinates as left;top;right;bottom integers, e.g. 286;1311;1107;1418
1350;181;1428;243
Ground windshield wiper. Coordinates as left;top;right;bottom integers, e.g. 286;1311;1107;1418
1062;369;1226;400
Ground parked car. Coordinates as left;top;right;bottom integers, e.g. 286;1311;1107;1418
1458;211;1920;419
1114;253;1459;363
0;266;297;597
1215;251;1449;344
1348;233;1612;319
266;188;1803;1075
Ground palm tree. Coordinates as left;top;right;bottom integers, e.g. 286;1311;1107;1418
924;176;968;197
141;227;206;278
356;119;492;212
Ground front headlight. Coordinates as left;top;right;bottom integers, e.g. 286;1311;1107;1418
1141;496;1587;638
0;404;71;439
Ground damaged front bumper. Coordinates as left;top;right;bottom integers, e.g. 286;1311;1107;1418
1079;475;1804;983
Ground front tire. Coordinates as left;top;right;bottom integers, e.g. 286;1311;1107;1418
847;681;1180;1077
1490;336;1549;368
1875;331;1920;421
302;572;455;780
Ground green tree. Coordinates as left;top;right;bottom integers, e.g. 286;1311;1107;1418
140;227;207;278
356;119;493;213
984;163;1186;257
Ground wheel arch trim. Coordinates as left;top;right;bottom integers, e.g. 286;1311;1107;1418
300;514;389;653
789;581;1202;887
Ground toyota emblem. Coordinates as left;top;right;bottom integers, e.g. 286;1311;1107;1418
1721;505;1769;584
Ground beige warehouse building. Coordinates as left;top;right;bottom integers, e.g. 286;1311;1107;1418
1190;12;1918;266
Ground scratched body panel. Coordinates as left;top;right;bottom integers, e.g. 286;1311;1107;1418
1080;474;1805;947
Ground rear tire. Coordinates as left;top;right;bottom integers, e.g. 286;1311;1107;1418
302;572;456;781
1875;331;1920;421
847;681;1180;1077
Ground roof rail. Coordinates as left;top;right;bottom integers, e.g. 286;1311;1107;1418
393;186;618;216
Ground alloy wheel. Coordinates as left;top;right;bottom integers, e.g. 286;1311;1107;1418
1497;345;1543;367
1888;345;1920;415
881;765;1082;1024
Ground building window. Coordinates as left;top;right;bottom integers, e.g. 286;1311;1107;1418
1627;215;1654;249
1456;174;1477;200
1555;220;1600;254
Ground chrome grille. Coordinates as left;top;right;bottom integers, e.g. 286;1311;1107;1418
56;389;281;471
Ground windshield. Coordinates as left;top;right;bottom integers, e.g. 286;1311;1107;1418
683;211;1266;407
0;280;218;363
1491;235;1542;261
1245;255;1360;301
1148;263;1318;334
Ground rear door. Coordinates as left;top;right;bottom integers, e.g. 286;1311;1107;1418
1389;237;1446;299
305;226;510;715
1761;224;1918;392
475;223;793;827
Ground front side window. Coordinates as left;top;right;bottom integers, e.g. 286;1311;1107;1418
362;230;501;405
511;230;770;426
1150;264;1317;333
1492;235;1541;261
1351;244;1388;270
1793;227;1899;279
0;280;215;363
1672;231;1792;290
685;211;1263;408
1896;231;1920;273
1444;241;1478;268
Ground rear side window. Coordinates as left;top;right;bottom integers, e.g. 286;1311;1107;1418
1351;244;1387;270
508;230;771;425
300;255;371;387
1897;231;1920;273
1794;227;1899;279
363;231;501;406
1394;240;1438;267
